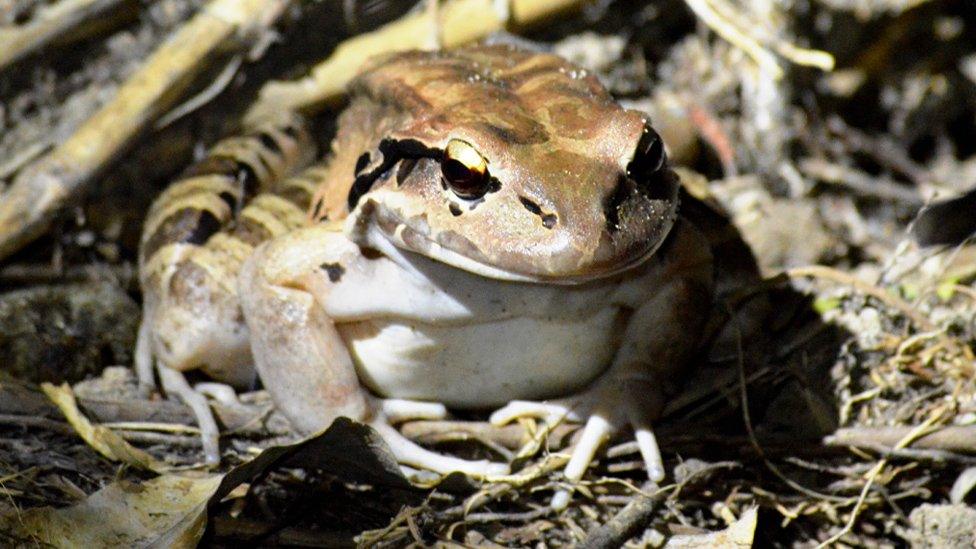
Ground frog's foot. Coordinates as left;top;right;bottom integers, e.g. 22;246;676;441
490;389;665;510
157;366;221;465
370;397;509;478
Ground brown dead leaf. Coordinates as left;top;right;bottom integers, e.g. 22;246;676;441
665;507;757;548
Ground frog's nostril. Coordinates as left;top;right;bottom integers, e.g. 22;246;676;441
518;196;557;229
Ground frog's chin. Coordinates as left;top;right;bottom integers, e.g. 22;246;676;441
346;198;567;283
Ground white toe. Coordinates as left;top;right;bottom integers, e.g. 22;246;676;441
489;401;577;426
634;427;665;482
380;399;448;422
193;382;241;406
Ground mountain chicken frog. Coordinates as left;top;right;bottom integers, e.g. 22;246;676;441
138;44;721;509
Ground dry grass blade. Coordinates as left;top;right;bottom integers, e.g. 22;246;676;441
244;0;586;124
40;382;167;472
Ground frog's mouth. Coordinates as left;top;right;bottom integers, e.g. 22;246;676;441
348;197;550;283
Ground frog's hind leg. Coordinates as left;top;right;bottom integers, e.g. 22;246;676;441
138;113;320;462
239;225;509;478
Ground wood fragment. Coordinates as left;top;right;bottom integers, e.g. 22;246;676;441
0;0;292;261
0;0;136;72
826;425;976;453
578;481;661;549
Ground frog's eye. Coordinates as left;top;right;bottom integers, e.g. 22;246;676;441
626;125;666;181
442;139;490;199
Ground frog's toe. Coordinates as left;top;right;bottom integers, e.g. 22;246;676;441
489;400;581;428
193;382;242;407
370;420;509;477
158;367;220;464
549;413;614;509
633;424;666;482
379;398;448;422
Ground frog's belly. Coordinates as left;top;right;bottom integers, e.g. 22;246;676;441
337;308;624;408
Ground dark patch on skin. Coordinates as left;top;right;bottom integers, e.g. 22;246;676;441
436;230;488;263
449;203;462;216
396;158;418;186
320;262;345;282
355;152;371;174
347;138;439;209
256;132;283;155
230;216;275;246
478;120;547;146
252;146;277;177
518;196;557;230
218;190;238;212
142;208;222;260
519;195;543;215
183;156;262;196
277;184;314;210
168;261;209;304
311;198;325;220
280;121;302;140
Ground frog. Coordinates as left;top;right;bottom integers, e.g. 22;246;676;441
138;44;720;509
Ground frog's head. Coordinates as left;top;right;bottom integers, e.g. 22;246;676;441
345;46;679;283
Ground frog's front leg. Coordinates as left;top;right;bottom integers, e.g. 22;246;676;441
491;220;714;508
239;225;508;477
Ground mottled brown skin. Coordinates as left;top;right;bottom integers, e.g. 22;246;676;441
313;45;679;282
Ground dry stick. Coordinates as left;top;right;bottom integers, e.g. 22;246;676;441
799;157;925;206
816;405;949;548
578;481;662;549
826;425;976;453
0;0;291;261
0;0;134;71
244;0;586;124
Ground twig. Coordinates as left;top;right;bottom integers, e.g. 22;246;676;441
0;263;136;287
825;425;976;453
0;0;293;261
578;481;662;549
816;405;949;548
0;0;135;71
826;116;931;186
0;413;75;435
463;507;551;523
799;157;924;206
